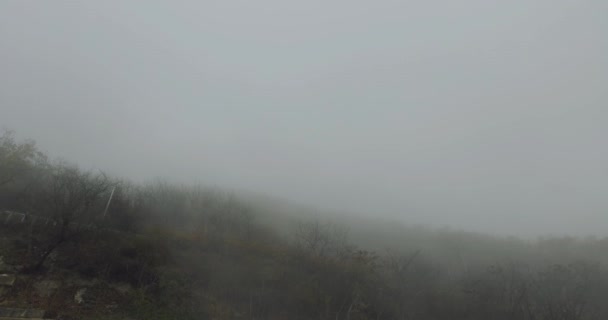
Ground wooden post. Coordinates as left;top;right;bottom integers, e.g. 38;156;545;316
102;186;116;219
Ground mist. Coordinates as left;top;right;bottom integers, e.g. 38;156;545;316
2;0;607;237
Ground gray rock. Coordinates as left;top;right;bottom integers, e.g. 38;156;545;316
0;274;16;286
74;288;87;304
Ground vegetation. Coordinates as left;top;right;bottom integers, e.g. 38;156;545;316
2;130;608;320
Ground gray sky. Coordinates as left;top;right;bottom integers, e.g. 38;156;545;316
1;1;607;236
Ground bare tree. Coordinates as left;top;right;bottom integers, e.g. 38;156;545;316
25;162;112;272
295;220;331;256
295;220;351;258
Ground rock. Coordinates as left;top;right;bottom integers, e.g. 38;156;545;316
74;288;87;304
0;274;16;286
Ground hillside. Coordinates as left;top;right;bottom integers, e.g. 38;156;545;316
3;132;608;320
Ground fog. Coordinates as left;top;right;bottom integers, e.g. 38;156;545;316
1;1;607;237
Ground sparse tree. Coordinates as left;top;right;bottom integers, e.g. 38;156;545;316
0;130;45;186
295;220;351;258
0;130;48;209
25;162;112;271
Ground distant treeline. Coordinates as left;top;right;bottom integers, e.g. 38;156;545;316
2;129;608;320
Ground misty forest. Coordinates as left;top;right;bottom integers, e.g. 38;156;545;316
2;1;608;320
1;133;608;319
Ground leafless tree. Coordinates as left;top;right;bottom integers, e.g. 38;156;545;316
25;162;112;272
295;220;351;258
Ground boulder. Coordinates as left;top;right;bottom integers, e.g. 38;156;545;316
0;274;16;286
74;288;88;304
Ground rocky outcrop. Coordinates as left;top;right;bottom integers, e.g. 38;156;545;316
0;275;15;287
0;307;47;319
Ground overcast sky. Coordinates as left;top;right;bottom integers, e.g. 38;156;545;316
1;1;607;236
